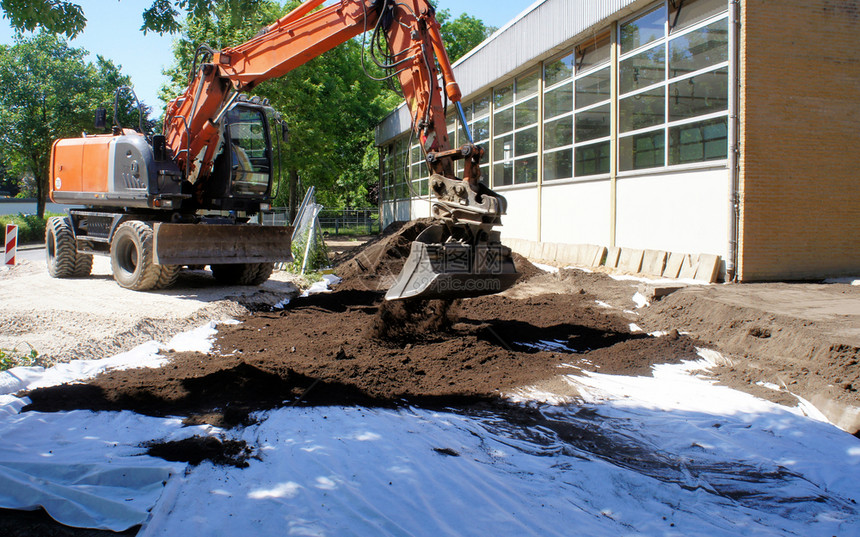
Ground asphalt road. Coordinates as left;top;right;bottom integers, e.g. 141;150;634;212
15;247;46;264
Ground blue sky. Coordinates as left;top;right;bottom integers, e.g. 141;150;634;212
0;0;537;111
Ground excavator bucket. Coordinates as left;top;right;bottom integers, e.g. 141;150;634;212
385;224;519;301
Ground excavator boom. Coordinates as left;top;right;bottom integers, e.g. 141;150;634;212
163;0;518;300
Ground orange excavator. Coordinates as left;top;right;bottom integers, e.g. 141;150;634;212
47;0;517;299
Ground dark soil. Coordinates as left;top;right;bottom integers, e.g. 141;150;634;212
145;436;254;468
23;286;699;430
22;221;702;432
335;219;431;291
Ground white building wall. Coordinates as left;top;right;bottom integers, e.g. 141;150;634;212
497;188;540;242
615;167;730;258
410;198;432;220
540;180;612;246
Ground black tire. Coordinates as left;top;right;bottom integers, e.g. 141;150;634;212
211;262;274;286
45;216;91;278
153;264;181;290
110;221;162;291
73;251;93;277
249;262;274;285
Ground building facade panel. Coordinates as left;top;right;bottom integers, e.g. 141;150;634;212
615;168;730;258
738;0;860;280
540;180;613;246
498;188;541;242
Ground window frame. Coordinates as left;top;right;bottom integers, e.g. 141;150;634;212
617;0;731;175
541;30;613;185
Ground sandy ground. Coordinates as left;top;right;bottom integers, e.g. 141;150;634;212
0;256;301;367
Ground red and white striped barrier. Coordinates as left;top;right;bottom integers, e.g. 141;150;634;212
4;224;17;266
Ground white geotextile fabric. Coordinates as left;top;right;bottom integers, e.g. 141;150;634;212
0;323;224;531
0;406;190;531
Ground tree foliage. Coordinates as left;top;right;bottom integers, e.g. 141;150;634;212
0;33;142;217
435;8;496;63
0;0;263;37
0;0;86;38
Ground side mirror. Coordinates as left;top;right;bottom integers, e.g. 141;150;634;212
94;107;107;130
281;122;289;144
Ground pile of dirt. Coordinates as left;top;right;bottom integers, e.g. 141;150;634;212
372;298;458;342
511;252;543;282
20;218;701;430
23;285;700;427
335;219;431;291
641;287;860;413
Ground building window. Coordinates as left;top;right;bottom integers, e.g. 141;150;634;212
381;144;393;202
575;33;612;177
543;51;574;182
452;96;492;181
618;0;729;172
543;31;611;182
391;137;409;199
493;70;540;187
409;139;429;197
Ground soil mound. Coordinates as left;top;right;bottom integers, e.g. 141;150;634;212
20;224;699;431
512;252;543;282
373;299;458;342
23;285;698;427
336;219;433;290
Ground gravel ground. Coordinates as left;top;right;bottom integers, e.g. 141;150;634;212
0;256;301;367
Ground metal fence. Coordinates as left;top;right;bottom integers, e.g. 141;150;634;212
260;207;379;235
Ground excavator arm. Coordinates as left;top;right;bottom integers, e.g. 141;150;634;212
164;0;518;300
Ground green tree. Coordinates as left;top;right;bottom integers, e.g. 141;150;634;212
436;8;496;63
0;33;139;217
0;0;262;37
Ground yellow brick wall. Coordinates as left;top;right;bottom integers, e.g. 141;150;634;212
739;0;860;280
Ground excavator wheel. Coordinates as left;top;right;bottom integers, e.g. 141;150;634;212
210;262;274;286
153;263;182;290
110;221;163;291
46;216;92;278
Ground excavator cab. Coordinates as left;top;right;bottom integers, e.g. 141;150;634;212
202;98;277;210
